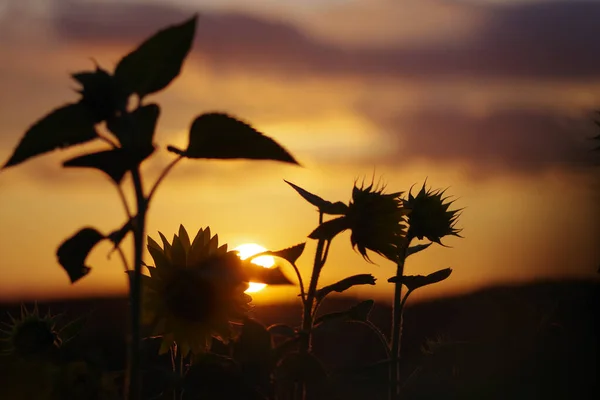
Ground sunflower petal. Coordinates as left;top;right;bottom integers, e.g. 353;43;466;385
158;232;172;258
203;227;211;246
147;236;161;251
178;224;191;253
171;234;187;268
147;245;172;271
207;234;219;256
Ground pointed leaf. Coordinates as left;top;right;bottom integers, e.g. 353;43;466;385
72;66;127;122
308;216;349;241
57;227;105;283
314;299;374;327
167;113;299;164
284;180;348;215
388;268;452;291
63;146;154;184
243;264;294;285
2;103;98;169
315;274;376;301
406;243;432;257
106;104;160;150
260;243;306;265
114;15;197;98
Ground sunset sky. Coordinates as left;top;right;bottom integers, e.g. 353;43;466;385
0;0;599;304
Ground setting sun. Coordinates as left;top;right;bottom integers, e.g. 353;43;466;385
234;243;276;293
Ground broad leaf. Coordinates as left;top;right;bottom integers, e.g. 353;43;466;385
315;274;376;301
114;15;197;98
167;113;299;164
388;268;452;291
308;216;349;241
106;104;160;150
57;227;105;283
284;180;348;215
314;300;374;327
406;243;432;257
2;103;98;169
62;146;155;184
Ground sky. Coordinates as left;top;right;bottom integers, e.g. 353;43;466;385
0;0;599;304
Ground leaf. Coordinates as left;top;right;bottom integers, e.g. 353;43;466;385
62;146;155;184
243;264;294;285
56;227;105;283
167;113;299;164
284;180;348;215
273;352;330;398
114;15;197;98
314;300;374;327
233;318;273;394
106;104;160;150
308;216;349;241
267;324;297;338
2;103;98;169
406;243;432;257
261;243;306;265
315;274;376;301
388;268;452;291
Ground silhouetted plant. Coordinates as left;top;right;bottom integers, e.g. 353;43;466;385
1;15;299;400
285;179;462;400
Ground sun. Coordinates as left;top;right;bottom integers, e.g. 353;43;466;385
234;243;276;293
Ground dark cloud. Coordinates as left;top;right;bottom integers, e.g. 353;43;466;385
361;107;600;175
51;0;600;80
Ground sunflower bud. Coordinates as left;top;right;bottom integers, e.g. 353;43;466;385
405;182;462;245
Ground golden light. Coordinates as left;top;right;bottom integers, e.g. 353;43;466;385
234;243;276;293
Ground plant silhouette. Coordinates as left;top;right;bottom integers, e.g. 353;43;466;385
2;14;299;400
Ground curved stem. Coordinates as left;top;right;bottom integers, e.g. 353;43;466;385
147;155;183;204
358;320;392;359
116;246;131;272
290;263;307;305
116;184;134;220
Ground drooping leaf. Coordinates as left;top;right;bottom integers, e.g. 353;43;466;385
167;113;299;164
406;243;432;257
315;274;376;301
313;300;374;327
284;180;348;215
267;324;297;338
56;228;105;283
62;146;155;184
72;66;127;122
2;103;98;169
388;268;452;291
308;216;349;241
114;15;197;98
243;264;294;285
106;104;160;150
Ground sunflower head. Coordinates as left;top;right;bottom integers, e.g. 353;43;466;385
1;304;62;359
405;182;462;245
345;180;410;262
141;225;254;356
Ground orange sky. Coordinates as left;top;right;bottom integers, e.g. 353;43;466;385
0;0;599;304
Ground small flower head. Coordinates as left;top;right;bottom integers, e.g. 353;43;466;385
345;179;410;262
1;304;62;359
141;225;254;356
405;181;462;244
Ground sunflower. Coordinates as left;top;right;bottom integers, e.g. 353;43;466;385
0;304;62;359
141;225;260;356
404;182;462;245
308;179;410;262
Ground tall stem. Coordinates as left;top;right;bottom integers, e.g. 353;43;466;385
126;166;147;400
389;237;411;400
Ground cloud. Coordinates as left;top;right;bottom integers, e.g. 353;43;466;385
49;0;600;80
360;106;600;176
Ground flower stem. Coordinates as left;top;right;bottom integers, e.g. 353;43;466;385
147;155;183;204
125;166;147;400
389;237;411;400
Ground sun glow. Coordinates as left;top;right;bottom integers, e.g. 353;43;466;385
234;243;276;293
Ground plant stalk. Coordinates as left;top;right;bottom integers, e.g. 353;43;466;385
125;166;147;400
389;237;411;400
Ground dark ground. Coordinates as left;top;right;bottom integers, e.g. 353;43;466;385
1;279;598;399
